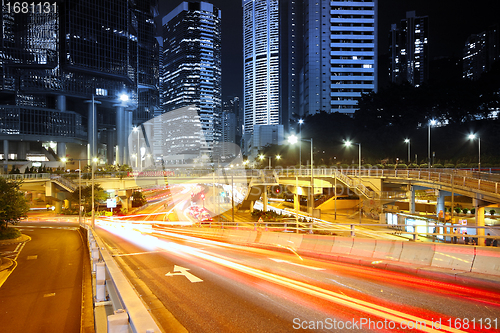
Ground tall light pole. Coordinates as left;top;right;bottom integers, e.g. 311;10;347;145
133;126;140;170
344;140;362;223
468;134;481;173
298;119;304;168
404;139;411;164
289;135;314;214
428;119;436;169
91;157;98;229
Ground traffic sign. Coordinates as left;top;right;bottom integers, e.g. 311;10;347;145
106;198;117;208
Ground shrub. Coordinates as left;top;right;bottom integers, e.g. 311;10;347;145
396;163;407;169
456;163;468;168
490;209;496;216
419;163;428;168
362;164;372;168
444;163;455;168
462;208;469;214
0;227;21;240
375;164;384;169
454;207;461;214
385;164;395;169
409;163;419;168
433;163;443;168
470;208;475;214
340;164;349;169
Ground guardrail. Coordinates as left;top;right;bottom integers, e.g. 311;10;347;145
86;226;161;333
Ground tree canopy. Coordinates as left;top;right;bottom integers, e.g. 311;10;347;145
0;178;30;230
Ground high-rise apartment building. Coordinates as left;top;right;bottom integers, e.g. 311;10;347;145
389;11;429;87
161;1;222;157
0;0;159;166
463;25;499;81
242;0;281;155
299;0;378;116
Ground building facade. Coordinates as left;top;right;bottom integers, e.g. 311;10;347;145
389;11;429;87
161;1;222;159
463;25;499;81
299;0;377;116
0;0;159;167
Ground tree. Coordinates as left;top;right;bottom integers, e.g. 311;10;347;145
131;191;147;207
0;178;30;231
71;184;107;212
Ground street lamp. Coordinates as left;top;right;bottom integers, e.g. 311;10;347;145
344;140;362;223
298;119;304;168
133;126;140;170
468;134;481;173
428;119;436;169
404;139;411;164
288;135;314;214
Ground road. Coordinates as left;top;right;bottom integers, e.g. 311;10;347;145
0;224;87;333
96;222;500;333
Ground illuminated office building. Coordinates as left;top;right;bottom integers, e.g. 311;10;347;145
300;0;377;116
389;11;428;87
161;1;222;157
0;0;159;166
463;25;499;81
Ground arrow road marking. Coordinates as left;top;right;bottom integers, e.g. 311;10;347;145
165;265;203;283
269;258;326;271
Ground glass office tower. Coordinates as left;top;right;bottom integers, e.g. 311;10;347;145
161;1;222;157
0;0;159;165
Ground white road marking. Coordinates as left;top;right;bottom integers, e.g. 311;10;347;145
166;265;203;283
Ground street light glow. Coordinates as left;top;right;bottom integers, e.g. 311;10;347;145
276;155;281;160
298;119;304;125
344;140;352;147
288;135;298;144
119;93;129;102
430;119;437;126
468;133;476;140
133;126;139;132
259;154;265;160
404;139;410;143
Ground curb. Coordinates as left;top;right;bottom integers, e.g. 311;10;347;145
0;234;31;246
0;257;14;272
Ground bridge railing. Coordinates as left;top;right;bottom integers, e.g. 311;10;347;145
0;172;51;180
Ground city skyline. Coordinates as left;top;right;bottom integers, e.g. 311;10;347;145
158;0;499;100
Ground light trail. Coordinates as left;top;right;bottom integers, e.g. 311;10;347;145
100;225;470;332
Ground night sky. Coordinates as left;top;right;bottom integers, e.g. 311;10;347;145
157;0;499;100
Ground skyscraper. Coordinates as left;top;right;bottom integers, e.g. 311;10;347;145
463;25;499;81
242;0;281;156
299;0;378;116
389;11;429;87
0;0;159;166
161;1;222;157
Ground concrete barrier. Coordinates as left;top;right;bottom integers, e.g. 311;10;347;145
258;232;281;246
349;238;376;257
399;242;434;265
372;240;403;261
330;237;353;255
286;234;304;249
471;247;500;276
299;235;323;252
431;244;475;271
307;235;334;253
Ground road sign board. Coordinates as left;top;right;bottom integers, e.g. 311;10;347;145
106;198;117;208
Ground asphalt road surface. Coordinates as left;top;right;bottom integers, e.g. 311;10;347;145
0;224;85;333
96;223;500;333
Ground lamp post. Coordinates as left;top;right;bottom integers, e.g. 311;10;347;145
428;119;436;169
298;119;304;168
468;134;481;173
288;135;314;214
344;140;362;223
404;139;411;164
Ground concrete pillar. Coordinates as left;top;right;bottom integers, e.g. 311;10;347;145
125;110;133;165
409;186;416;214
436;190;445;217
107;129;116;165
85;98;101;160
114;103;127;165
294;192;300;213
263;186;268;212
18;142;28;160
57;95;66;112
474;198;486;246
57;142;66;160
54;200;62;214
3;139;8;160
